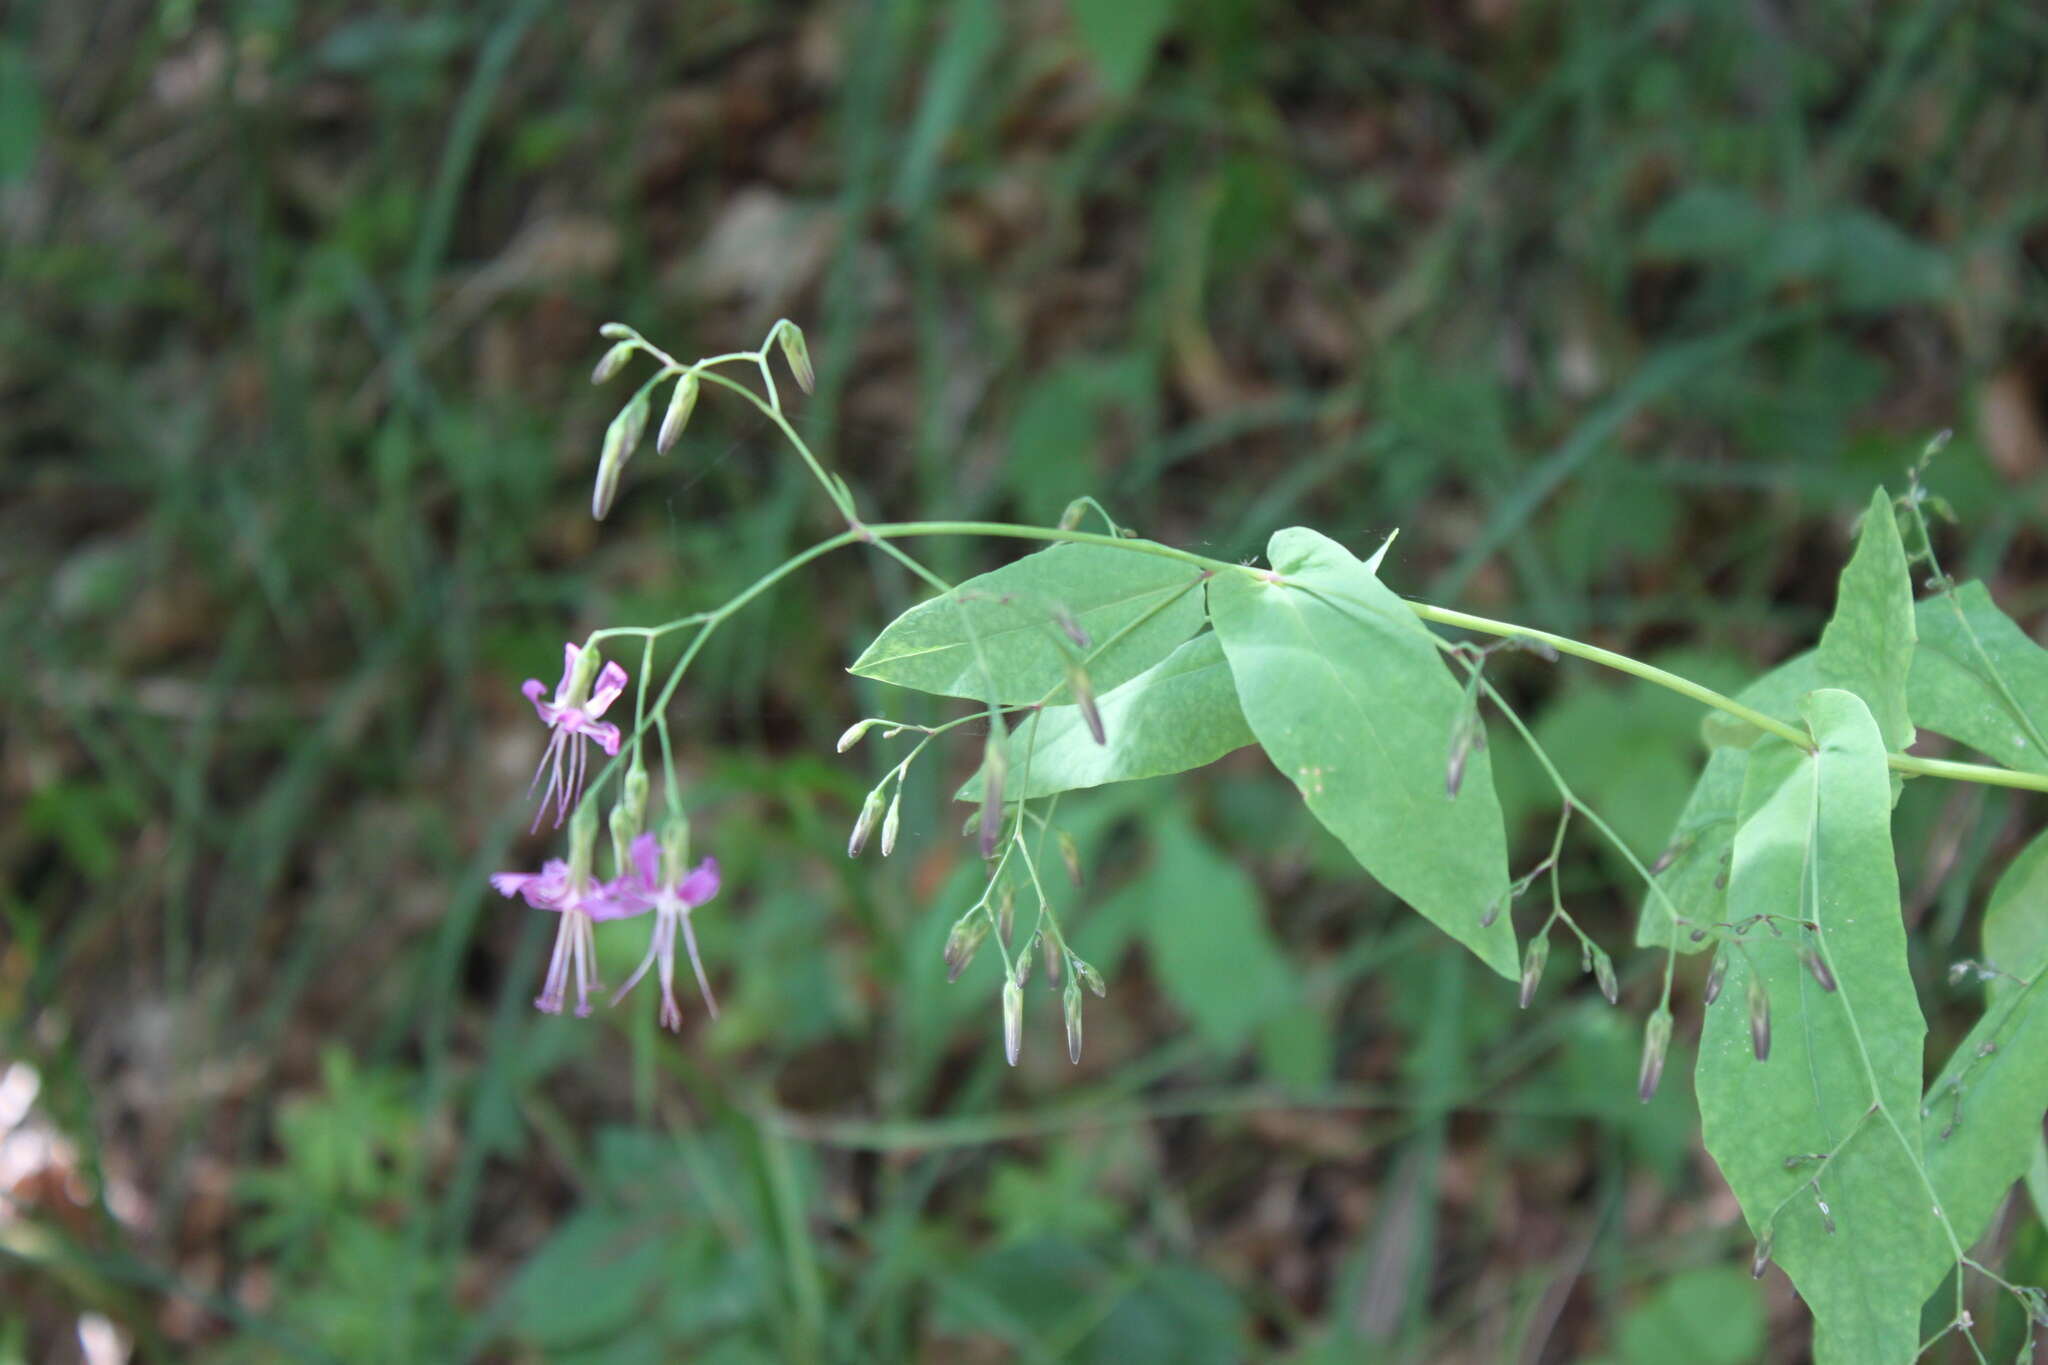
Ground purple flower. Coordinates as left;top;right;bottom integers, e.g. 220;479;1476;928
523;643;629;831
603;832;722;1031
491;858;620;1017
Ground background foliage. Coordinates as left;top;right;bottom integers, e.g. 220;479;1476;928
5;0;2048;1360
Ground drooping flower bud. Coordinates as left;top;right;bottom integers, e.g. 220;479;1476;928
1590;947;1619;1005
1703;951;1728;1006
610;765;651;871
656;371;700;455
778;322;815;395
591;341;635;384
1064;977;1084;1064
997;883;1014;945
1045;948;1062;988
848;787;885;858
1058;830;1083;887
1067;663;1105;745
1748;974;1772;1062
978;730;1008;859
1637;1009;1673;1102
1519;936;1550;1010
1650;837;1690;876
1015;938;1034;987
1802;944;1838;993
1002;978;1024;1066
880;791;902;858
1076;959;1106;998
944;910;990;982
1445;706;1483;798
836;719;875;753
1058;499;1088;532
598;322;634;340
610;802;639;878
593;390;651;520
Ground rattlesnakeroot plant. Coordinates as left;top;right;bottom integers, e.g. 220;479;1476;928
495;322;2048;1364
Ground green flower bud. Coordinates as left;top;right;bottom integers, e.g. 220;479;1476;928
836;719;875;753
1002;978;1023;1066
591;340;635;384
592;391;651;520
848;786;885;858
1519;936;1550;1010
1067;663;1105;745
1590;947;1619;1005
567;802;600;884
944;911;989;982
1703;950;1728;1006
659;812;691;882
1802;944;1837;993
1058;831;1083;887
1063;978;1084;1064
880;791;902;858
978;730;1008;859
1637;1009;1673;1102
777;322;815;395
656;371;699;454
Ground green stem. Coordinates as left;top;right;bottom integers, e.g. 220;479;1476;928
587;329;2048;802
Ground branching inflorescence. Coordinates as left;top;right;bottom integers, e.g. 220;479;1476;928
493;327;2048;1364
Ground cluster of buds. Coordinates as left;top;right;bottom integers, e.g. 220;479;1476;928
496;644;721;1030
587;320;812;521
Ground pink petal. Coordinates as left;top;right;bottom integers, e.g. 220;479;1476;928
554;642;582;707
490;871;533;898
587;885;655;922
582;719;623;756
629;831;661;888
586;661;629;717
678;857;720;907
522;678;558;724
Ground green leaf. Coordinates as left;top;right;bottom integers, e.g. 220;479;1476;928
849;543;1206;703
1208;528;1517;980
1614;1266;1766;1365
1695;690;1941;1365
1987;828;2048;989
1814;488;1915;756
957;632;1254;801
1637;654;1822;952
1138;810;1299;1053
1067;0;1176;96
1923;828;2048;1254
1907;581;2048;775
1638;184;1774;261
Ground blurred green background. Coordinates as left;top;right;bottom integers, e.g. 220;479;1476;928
5;1;2048;1361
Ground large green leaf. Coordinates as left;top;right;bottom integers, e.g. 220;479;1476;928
1908;581;2048;775
957;632;1254;802
1814;488;1915;755
1208;528;1517;980
849;543;1206;703
1695;690;1941;1365
1923;828;2048;1255
1636;654;1821;952
1137;810;1302;1056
